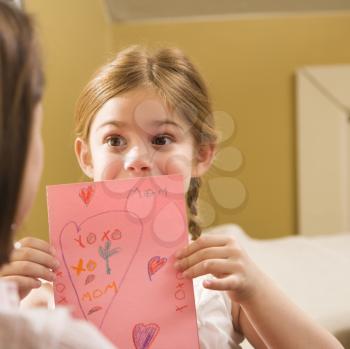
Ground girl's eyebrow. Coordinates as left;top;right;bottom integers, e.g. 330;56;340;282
150;119;184;131
96;120;127;130
96;119;184;131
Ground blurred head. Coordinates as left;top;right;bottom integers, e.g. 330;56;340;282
75;46;218;238
0;1;44;265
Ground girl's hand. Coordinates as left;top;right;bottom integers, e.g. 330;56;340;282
21;282;54;308
174;234;265;305
0;237;59;299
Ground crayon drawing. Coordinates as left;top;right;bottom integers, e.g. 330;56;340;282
47;174;200;348
148;256;167;281
132;323;160;349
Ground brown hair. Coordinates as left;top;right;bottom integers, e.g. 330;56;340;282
0;1;43;265
75;45;217;239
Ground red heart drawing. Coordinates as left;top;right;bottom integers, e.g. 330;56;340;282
132;323;160;349
148;256;167;281
58;210;143;329
79;185;95;206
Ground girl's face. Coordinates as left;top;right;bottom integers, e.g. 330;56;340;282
16;103;44;226
75;88;213;191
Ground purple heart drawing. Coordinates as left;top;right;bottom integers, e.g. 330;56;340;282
58;210;143;329
132;323;160;349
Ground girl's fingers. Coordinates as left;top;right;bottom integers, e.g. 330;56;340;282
0;261;56;282
3;275;42;299
182;258;238;279
203;275;240;291
176;234;233;259
175;246;236;271
16;237;54;255
11;247;59;270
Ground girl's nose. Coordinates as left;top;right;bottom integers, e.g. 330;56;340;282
124;146;152;176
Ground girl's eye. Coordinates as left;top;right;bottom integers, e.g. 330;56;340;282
151;134;173;146
106;135;127;147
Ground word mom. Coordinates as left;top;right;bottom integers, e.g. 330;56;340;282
82;281;118;302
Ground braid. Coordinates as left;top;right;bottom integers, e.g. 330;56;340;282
186;177;202;240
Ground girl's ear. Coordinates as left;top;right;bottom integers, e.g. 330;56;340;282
74;137;94;179
192;143;216;177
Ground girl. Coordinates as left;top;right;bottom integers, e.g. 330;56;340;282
2;45;343;348
0;1;115;348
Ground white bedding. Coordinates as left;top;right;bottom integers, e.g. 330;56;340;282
204;224;350;348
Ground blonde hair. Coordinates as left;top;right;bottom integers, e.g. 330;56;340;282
75;45;218;239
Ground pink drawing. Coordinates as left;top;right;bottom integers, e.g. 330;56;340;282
59;211;143;329
47;175;200;348
79;185;95;206
148;256;167;281
132;323;160;349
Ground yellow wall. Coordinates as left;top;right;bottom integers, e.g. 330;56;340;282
20;2;350;240
19;0;110;240
109;13;350;238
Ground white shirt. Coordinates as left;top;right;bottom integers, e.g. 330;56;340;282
0;280;115;349
194;275;244;349
16;277;244;349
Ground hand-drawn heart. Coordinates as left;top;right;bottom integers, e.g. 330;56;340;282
58;210;143;329
79;185;95;206
132;323;160;349
148;256;167;281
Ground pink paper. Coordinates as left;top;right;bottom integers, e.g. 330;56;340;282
47;174;199;349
